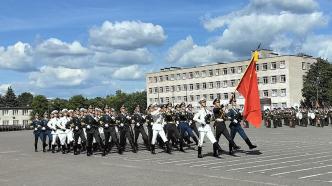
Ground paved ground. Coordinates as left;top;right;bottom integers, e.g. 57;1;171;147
1;126;332;186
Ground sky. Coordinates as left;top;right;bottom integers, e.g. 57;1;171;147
0;0;332;98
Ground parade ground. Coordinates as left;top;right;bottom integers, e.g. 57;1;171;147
1;126;332;186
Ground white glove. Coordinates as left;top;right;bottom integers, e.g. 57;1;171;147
132;120;135;123
120;123;124;127
105;124;109;127
189;121;192;124
142;116;146;119
126;116;131;120
42;127;46;130
87;125;91;129
233;119;238;123
37;125;41;128
136;123;140;127
34;128;37;131
111;116;115;120
75;126;79;130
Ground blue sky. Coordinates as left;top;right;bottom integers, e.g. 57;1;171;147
0;0;331;98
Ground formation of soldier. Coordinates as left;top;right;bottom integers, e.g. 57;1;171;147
31;96;258;158
263;107;332;128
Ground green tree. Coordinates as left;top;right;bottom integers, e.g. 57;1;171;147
49;98;69;111
0;95;4;107
68;95;87;109
302;58;332;107
31;95;48;116
105;90;127;111
3;87;19;107
86;97;106;109
17;92;33;107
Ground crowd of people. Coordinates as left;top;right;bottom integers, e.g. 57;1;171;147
31;95;258;158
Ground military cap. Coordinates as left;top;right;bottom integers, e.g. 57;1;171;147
61;109;68;113
180;102;186;107
187;104;193;108
213;98;220;105
51;110;58;114
199;98;206;104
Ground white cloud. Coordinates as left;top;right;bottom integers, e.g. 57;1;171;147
29;66;89;88
301;35;332;60
0;42;35;71
167;36;235;66
89;20;166;50
0;84;11;95
249;0;319;14
112;65;144;80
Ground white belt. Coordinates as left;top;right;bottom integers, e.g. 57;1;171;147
216;119;224;122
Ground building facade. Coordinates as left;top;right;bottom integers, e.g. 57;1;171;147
146;50;316;109
0;107;33;129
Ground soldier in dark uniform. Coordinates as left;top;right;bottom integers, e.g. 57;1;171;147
213;98;240;155
300;108;308;127
145;105;154;144
31;114;42;152
264;109;272;128
40;112;51;152
99;106;120;155
132;105;150;151
271;109;278;128
117;105;137;154
227;95;257;150
187;104;199;138
289;107;297;128
82;108;105;156
67;108;87;155
177;102;198;146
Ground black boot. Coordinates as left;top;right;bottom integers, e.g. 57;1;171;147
62;145;66;154
73;144;78;155
165;141;172;154
245;138;257;149
192;136;199;146
102;148;107;156
87;146;92;156
82;142;86;152
179;140;185;152
67;143;71;153
229;143;234;155
213;142;221;158
34;143;38;152
151;144;156;154
43;143;46;152
52;145;56;153
198;146;203;158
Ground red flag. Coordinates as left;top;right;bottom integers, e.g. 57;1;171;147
236;51;262;128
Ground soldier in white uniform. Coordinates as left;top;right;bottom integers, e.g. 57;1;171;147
193;98;222;158
47;110;60;153
150;104;171;154
57;109;70;154
65;110;75;153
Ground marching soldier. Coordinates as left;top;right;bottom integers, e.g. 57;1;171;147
177;102;198;146
56;109;70;154
47;110;60;153
193;98;223;158
213;98;240;155
99;106;120;155
132;105;150;151
264;109;272;128
117;105;137;154
227;94;257;150
187;104;199;137
40;112;52;152
67;108;87;155
31;114;42;152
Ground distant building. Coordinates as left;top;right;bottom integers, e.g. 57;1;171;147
146;49;316;109
0;107;33;130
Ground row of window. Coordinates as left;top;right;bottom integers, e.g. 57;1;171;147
148;61;291;83
148;75;286;94
1;110;30;116
2;120;28;125
148;89;287;104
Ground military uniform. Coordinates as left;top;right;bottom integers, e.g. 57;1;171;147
40;114;52;152
99;112;120;155
132;110;150;150
83;113;105;156
67;114;87;155
31;116;42;152
177;103;198;146
117;111;137;154
163;108;184;152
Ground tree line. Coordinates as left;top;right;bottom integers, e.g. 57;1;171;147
0;89;146;116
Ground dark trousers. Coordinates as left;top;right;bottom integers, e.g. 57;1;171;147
134;126;149;147
165;123;183;144
179;121;195;138
74;129;86;145
190;122;199;137
33;131;40;150
119;126;135;151
230;123;248;140
40;130;52;149
215;121;232;143
104;127;119;151
87;129;104;153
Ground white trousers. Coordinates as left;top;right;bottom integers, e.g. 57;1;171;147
57;130;67;145
66;129;74;143
198;125;216;147
151;124;168;145
51;133;58;145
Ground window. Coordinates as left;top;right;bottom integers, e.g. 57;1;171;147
263;76;268;84
209;94;214;101
190;95;194;102
148;77;152;83
202;83;207;89
3;120;9;125
272;103;278;108
165;86;170;92
216;93;221;99
159;76;163;82
171;86;175;92
177;96;182;102
302;62;306;70
307;63;311;69
280;61;285;69
230;80;235;87
171;97;175;102
177;85;181;91
149;98;153;103
154;76;158;83
238;66;243;73
201;70;206;77
262;63;268;71
215;69;220;76
256;64;260;71
184;96;188;102
159;87;163;93
166;97;170;103
281;89;286;97
222;80;228;88
223;93;228;100
209;70;213;77
183;84;187;91
189;72;193;79
165;75;169;81
189;84;193;91
223;68;228;75
230;67;235;74
170;74;175;80
195;83;200;90
271;76;277;84
182;73;186;80
195;71;200;78
271;62;277;70
216;81;221;88
176;74;181;80
149;88;152;94
209;82;214;89
282;102;287;108
257;77;260;84
23;120;29;126
160;98;164;103
280;75;286;83
196;95;200;101
154;87;158;93
272;89;278;97
263;90;269;97
203;94;207;99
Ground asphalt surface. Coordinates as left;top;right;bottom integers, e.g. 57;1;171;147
1;125;332;186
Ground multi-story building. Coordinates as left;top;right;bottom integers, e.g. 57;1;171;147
146;49;316;109
0;107;33;130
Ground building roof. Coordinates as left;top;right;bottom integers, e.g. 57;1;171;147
0;107;33;110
